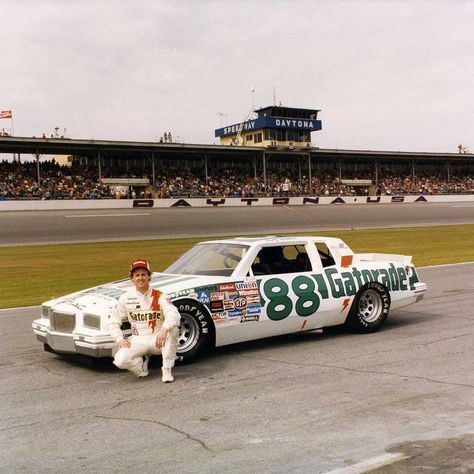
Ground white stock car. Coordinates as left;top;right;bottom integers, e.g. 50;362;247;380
32;236;427;363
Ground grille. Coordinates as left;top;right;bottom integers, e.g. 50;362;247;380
50;311;76;333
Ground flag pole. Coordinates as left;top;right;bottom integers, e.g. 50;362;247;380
11;116;16;162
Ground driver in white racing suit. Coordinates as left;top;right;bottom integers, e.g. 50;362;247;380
109;259;181;382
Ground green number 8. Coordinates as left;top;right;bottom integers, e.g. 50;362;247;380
263;278;292;321
292;276;320;316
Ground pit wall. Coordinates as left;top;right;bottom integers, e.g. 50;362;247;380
1;194;474;211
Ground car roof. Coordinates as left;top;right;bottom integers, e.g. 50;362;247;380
197;235;342;246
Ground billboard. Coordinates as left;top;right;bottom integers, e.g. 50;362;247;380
215;117;322;137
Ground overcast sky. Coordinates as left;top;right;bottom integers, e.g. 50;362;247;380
1;0;473;153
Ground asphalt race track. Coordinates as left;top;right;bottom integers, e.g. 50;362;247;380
1;201;474;246
1;204;473;472
0;264;473;473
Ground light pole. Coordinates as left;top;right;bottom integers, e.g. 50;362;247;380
217;112;227;127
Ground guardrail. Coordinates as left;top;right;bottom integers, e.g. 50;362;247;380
1;194;474;211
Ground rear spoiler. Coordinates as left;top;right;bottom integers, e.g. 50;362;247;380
355;253;413;266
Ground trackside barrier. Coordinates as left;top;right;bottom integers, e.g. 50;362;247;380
0;194;473;211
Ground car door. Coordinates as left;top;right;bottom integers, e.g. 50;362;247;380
252;244;321;337
306;240;351;328
215;241;350;346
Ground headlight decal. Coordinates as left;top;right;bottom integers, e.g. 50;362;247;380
83;313;101;330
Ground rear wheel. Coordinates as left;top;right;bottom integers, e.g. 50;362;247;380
175;300;214;364
346;282;390;333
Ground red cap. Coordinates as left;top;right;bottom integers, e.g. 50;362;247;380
130;259;151;274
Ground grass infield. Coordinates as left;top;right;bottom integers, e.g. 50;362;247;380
1;224;474;309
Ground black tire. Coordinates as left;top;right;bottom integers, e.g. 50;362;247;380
174;299;214;364
345;282;390;333
322;324;345;335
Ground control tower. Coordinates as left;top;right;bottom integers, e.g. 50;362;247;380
214;106;322;150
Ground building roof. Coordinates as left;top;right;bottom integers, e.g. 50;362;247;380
254;106;320;119
1;136;473;162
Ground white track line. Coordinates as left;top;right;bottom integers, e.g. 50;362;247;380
64;213;151;218
0;305;40;312
325;452;409;473
419;261;474;269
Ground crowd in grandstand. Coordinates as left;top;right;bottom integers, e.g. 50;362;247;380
0;160;113;200
1;159;473;200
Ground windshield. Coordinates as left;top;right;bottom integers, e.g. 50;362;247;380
164;243;249;276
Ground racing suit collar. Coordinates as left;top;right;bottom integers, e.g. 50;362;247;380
135;285;152;297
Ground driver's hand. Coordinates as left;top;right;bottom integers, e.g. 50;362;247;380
155;327;168;348
118;339;131;349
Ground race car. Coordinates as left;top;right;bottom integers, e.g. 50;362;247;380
32;236;427;363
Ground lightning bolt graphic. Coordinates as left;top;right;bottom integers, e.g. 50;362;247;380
148;319;157;332
341;298;350;312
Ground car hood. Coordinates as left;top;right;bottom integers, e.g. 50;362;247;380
41;272;231;315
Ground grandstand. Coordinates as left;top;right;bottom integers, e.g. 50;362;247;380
1;120;474;200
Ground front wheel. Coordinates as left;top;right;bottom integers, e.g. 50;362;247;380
174;300;214;364
345;282;390;333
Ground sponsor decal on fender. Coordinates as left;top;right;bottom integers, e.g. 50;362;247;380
238;288;259;297
223;299;235;310
246;296;260;305
234;298;247;309
197;290;210;304
214;316;239;323
211;291;225;300
170;288;195;298
227;290;239;299
246;305;261;315
240;314;260;323
210;300;224;312
235;281;257;290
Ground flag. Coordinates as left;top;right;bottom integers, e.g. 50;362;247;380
0;110;12;119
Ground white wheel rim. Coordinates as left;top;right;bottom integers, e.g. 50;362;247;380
177;312;200;352
358;289;383;323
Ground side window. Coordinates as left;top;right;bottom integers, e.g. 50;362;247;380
314;242;336;268
281;245;300;260
251;245;312;275
283;245;312;272
252;246;288;275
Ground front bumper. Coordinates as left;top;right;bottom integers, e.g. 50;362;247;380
32;321;114;358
